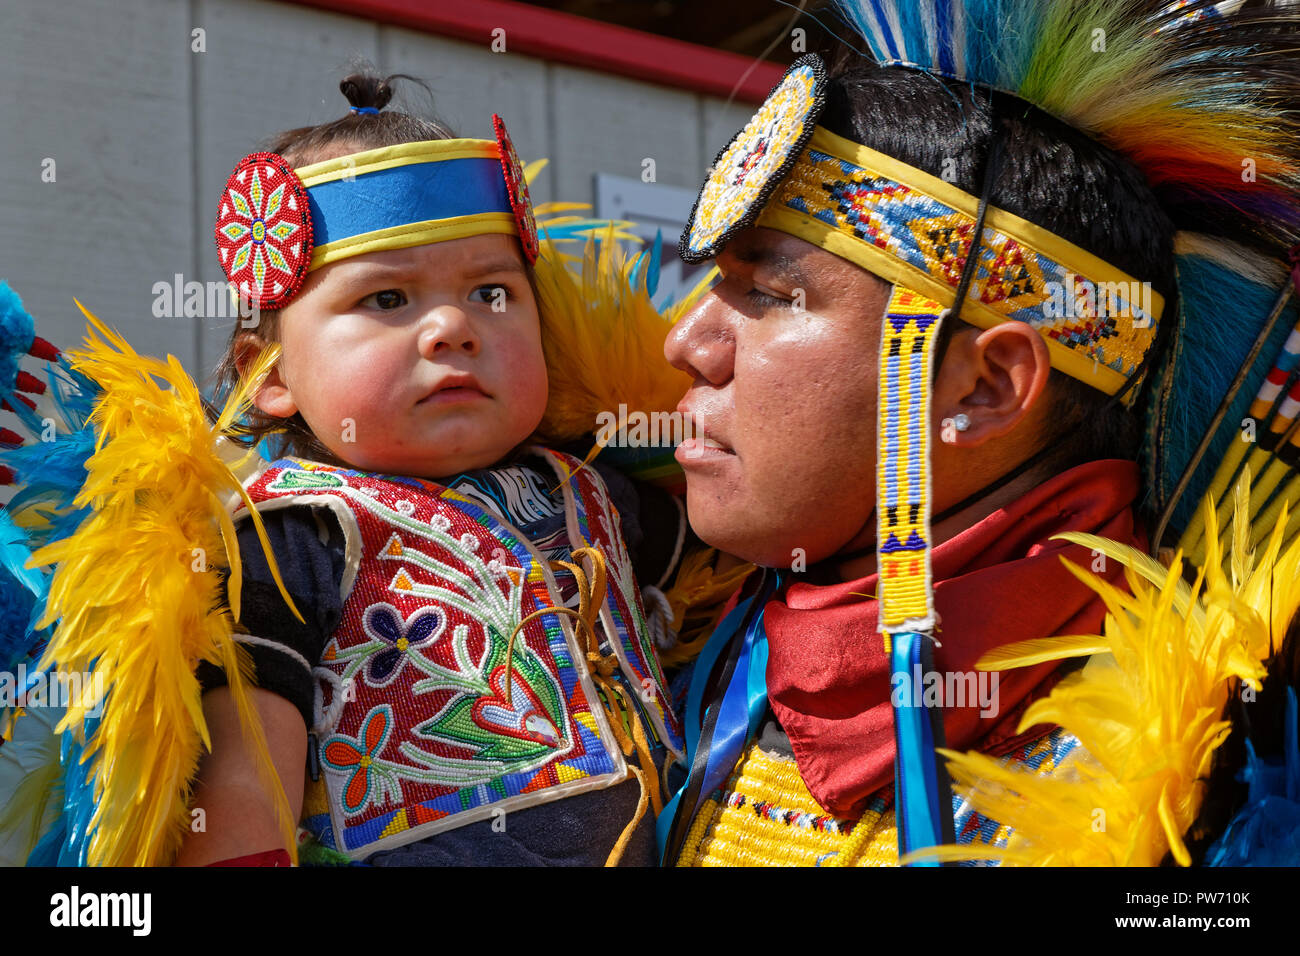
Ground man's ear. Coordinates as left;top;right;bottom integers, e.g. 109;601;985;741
233;334;297;419
933;320;1051;445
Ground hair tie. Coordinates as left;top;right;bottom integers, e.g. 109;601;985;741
350;106;380;116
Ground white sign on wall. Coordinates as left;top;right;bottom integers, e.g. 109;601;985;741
594;173;715;305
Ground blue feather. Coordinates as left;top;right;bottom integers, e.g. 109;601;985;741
1205;688;1300;866
0;283;35;393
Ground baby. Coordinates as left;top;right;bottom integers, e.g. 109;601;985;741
177;73;684;867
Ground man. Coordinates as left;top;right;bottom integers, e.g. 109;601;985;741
655;0;1300;867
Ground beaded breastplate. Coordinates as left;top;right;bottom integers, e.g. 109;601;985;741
236;448;682;859
677;727;1080;867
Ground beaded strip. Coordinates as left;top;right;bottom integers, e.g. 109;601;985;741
876;286;946;634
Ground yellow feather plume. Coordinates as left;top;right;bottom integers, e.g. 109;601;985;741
31;303;299;866
934;474;1299;866
531;227;714;445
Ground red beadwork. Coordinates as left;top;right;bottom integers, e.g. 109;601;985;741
492;115;540;264
214;152;314;309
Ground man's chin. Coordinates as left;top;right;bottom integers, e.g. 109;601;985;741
684;503;791;570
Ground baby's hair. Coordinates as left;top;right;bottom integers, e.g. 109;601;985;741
213;72;457;461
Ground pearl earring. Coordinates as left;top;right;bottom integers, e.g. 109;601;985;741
940;413;970;443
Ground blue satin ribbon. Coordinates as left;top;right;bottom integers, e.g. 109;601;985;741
305;157;512;247
890;630;953;864
656;571;778;862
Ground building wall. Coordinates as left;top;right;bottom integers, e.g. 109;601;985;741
0;0;753;378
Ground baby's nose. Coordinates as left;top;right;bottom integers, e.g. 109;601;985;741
418;306;480;357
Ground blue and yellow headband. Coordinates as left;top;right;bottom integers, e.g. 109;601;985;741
680;56;1164;396
215;114;538;309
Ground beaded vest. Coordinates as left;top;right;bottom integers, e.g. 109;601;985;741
676;727;1080;866
235;447;683;859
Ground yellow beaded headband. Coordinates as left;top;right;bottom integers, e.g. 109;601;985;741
680;56;1165;396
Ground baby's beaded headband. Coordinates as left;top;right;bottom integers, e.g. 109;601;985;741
215;114;538;309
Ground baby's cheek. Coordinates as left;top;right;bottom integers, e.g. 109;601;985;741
315;365;395;444
491;323;548;417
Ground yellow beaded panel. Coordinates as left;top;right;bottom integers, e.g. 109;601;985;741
876;287;945;633
677;727;1081;867
677;745;898;867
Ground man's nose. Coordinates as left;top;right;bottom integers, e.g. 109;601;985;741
418;305;480;358
664;292;734;386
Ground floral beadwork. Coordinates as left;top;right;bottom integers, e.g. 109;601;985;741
493;114;539;264
360;604;444;688
680;54;826;261
214;152;313;309
322;705;395;814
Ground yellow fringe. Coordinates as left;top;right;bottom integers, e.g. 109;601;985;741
659;548;755;668
30;304;300;866
939;474;1298;866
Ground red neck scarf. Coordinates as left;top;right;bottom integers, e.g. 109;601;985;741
763;459;1143;817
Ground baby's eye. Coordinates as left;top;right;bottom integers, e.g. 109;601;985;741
470;285;510;306
361;289;407;310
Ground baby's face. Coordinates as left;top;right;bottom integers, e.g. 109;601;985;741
260;233;548;477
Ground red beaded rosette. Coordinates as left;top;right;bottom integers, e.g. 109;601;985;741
214;152;314;309
492;114;540;264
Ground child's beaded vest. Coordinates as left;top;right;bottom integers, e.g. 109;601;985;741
234;447;683;860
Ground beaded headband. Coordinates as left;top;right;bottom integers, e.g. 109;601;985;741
215;114;538;309
681;56;1165;396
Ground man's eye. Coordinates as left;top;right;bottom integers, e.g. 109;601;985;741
746;287;791;309
471;285;509;305
361;289;407;310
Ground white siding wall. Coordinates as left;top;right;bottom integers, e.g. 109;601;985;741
0;0;755;378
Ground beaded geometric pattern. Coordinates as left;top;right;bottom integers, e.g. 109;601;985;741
876;287;945;634
680;54;826;261
677;727;1080;867
240;459;629;858
492;113;540;265
949;727;1081;865
760;134;1158;389
537;449;684;755
214;152;313;310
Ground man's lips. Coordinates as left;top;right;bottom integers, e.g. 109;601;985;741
675;403;735;462
675;435;735;464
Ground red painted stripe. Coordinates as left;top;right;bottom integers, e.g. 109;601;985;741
276;0;784;103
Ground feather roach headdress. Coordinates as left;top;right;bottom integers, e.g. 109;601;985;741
827;0;1300;543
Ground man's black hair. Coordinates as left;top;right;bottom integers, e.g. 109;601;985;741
819;49;1178;474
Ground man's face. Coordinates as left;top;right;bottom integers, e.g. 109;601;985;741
665;227;892;568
